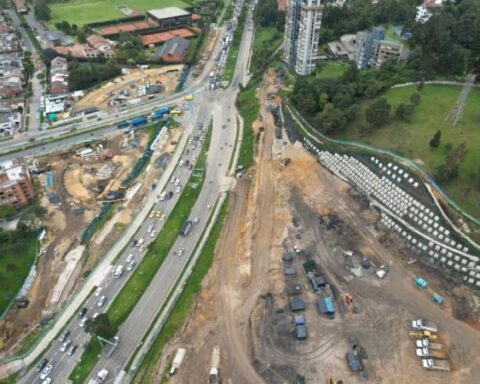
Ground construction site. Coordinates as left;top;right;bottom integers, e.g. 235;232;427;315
73;65;183;113
148;70;480;384
0;122;182;357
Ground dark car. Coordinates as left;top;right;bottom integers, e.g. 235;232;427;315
59;330;71;343
166;191;173;200
36;358;48;372
79;307;87;318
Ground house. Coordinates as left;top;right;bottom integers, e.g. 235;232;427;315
0;159;34;207
46;30;75;46
86;35;116;57
50;57;69;95
14;0;28;14
0;111;21;136
154;36;190;62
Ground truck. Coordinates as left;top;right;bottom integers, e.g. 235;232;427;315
421;358;450;371
131;116;147;127
117;120;129;129
411;319;438;332
179;220;193;237
415;339;444;350
416;348;447;359
209;347;220;384
169;347;186;375
88;368;109;384
409;331;438;341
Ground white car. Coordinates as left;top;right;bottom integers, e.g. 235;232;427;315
147;225;154;233
170;177;175;184
42;378;52;384
150;230;156;238
175;186;181;193
79;317;87;327
178;248;185;256
97;295;107;307
40;364;53;380
60;339;71;352
94;287;102;297
92;312;100;320
126;253;134;263
174;178;180;186
127;261;136;271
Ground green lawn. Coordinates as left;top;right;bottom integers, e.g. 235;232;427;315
316;60;349;79
236;82;260;169
0;231;38;315
68;338;102;384
132;200;229;383
49;0;189;26
339;85;480;220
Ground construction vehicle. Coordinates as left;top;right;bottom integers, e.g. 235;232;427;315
411;319;438;332
209;346;220;383
416;348;447;359
422;358;450;371
409;331;438;341
415;339;444;350
169;348;186;375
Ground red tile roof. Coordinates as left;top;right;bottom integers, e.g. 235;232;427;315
99;21;153;36
140;28;194;46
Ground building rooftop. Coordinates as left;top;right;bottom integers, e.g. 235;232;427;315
156;36;190;58
141;28;194;46
147;7;191;20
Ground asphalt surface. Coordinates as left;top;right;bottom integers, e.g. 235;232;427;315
15;0;254;382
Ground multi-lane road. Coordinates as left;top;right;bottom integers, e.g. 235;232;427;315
12;0;254;382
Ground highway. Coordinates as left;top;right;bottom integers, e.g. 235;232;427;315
13;0;254;382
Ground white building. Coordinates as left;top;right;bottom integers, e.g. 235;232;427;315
283;0;323;75
416;5;432;23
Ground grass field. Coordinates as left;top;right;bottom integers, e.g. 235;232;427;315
0;231;37;315
49;0;189;26
316;60;349;79
132;200;229;383
339;84;480;220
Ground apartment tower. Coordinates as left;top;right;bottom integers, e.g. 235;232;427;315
283;0;323;75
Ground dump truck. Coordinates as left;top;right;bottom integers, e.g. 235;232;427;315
416;348;447;359
169;347;186;375
209;347;220;384
411;319;438;332
422;358;450;371
409;331;438;341
415;339;444;350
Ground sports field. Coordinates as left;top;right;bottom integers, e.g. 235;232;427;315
340;84;480;220
49;0;189;26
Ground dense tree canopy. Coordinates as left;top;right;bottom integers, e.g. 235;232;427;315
68;61;121;91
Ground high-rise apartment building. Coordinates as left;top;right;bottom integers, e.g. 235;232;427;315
283;0;323;75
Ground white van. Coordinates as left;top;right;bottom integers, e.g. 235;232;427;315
114;265;124;278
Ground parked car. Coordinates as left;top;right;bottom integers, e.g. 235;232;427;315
60;339;71;353
36;358;48;372
40;364;53;380
126;254;134;263
67;344;77;356
97;295;107;307
79;307;87;318
59;330;71;343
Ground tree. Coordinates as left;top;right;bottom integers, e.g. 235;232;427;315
436;142;468;182
410;92;421;105
395;103;414;121
314;103;347;134
34;2;51;21
429;130;442;148
365;98;391;128
85;314;115;339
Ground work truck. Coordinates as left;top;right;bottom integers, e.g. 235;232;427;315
415;339;444;350
416;348;447;359
422;358;450;371
411;319;438;332
88;368;109;384
409;331;438;340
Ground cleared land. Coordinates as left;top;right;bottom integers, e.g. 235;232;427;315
317;60;349;79
339;85;480;220
0;231;37;315
49;0;189;26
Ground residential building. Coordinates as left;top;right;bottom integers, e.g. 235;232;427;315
45;30;75;46
284;0;323;75
154;36;190;62
0;111;21;136
14;0;28;14
86;35;116;57
0;159;34;207
50;57;69;95
147;7;192;31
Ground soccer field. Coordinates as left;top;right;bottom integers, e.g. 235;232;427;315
49;0;190;26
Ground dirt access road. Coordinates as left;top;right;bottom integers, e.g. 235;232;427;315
150;70;480;384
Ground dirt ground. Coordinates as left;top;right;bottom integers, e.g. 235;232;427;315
74;65;182;112
0;126;180;356
152;70;480;384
